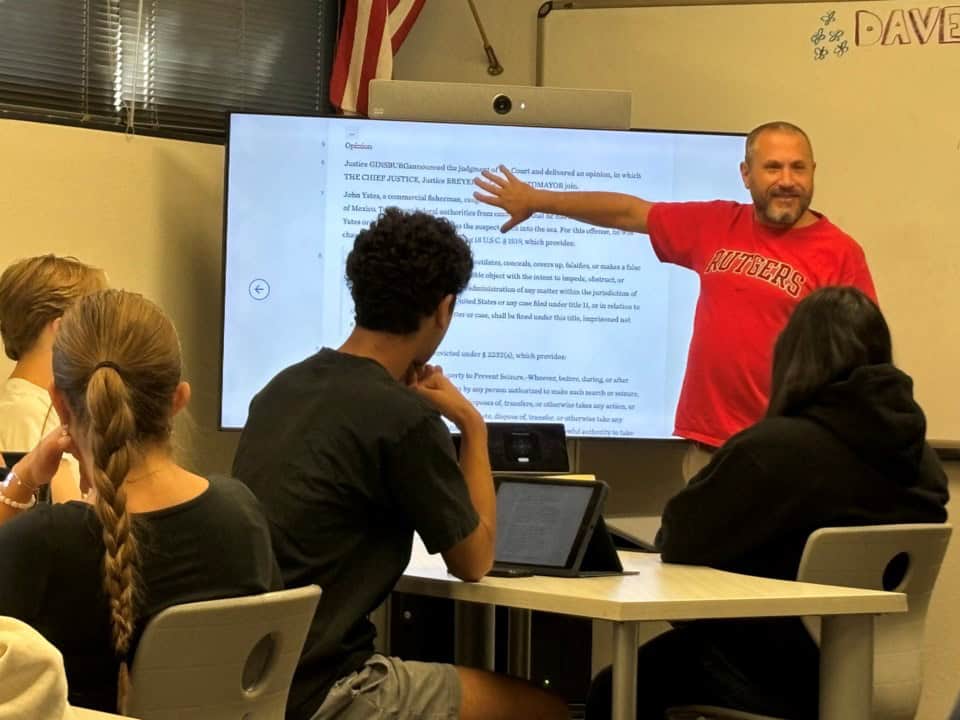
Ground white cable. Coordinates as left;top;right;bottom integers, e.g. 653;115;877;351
127;0;145;134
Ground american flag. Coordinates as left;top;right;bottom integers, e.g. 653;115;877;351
330;0;427;116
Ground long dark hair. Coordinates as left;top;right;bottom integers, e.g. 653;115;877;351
767;286;891;417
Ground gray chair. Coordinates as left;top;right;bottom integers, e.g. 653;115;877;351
949;690;960;720
125;585;321;720
667;523;952;720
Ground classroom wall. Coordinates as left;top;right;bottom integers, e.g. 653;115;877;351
0;119;236;477
395;3;960;717
394;1;540;85
533;1;960;444
0;2;956;714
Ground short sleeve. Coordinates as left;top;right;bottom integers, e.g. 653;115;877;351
0;412;46;453
646;201;735;271
385;416;479;554
0;506;53;621
841;242;878;303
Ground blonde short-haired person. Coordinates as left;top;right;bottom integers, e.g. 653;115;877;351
0;254;107;501
0;289;280;714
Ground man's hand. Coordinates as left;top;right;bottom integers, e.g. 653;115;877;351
408;364;482;432
473;165;537;233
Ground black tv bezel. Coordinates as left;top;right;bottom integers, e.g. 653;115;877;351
218;111;746;439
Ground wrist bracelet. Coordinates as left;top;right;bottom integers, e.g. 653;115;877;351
11;468;37;493
1;471;37;511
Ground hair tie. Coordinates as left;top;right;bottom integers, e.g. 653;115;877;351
94;360;123;374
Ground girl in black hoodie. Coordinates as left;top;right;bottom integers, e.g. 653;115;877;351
587;286;949;719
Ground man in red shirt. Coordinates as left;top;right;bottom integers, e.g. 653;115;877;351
474;121;876;477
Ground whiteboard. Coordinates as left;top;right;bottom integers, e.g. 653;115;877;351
537;0;960;445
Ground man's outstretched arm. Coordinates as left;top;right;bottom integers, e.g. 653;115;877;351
473;165;653;234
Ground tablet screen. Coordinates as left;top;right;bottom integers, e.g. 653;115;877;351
495;480;596;568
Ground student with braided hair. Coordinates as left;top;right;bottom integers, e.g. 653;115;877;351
0;289;280;713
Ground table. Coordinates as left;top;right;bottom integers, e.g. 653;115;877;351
606;514;662;551
72;708;139;719
396;540;905;720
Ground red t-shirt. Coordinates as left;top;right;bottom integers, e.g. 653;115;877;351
647;201;877;447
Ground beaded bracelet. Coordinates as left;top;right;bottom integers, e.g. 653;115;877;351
0;470;37;511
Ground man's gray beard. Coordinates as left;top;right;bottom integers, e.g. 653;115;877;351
765;206;799;226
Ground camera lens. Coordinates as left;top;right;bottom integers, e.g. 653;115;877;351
492;94;512;115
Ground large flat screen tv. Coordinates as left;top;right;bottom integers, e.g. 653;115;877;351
221;113;748;438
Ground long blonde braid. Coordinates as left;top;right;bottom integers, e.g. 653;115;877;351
86;363;140;708
52;289;182;712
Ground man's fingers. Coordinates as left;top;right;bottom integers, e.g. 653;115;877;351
500;165;518;182
473;190;502;207
419;365;444;383
473;177;503;195
481;169;507;187
413;365;438;384
403;366;417;386
501;218;520;233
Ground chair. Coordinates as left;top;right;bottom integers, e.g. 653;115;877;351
667;524;952;720
950;689;960;720
125;585;321;720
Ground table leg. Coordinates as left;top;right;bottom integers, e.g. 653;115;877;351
611;621;638;720
820;614;873;720
454;601;495;671
507;608;532;679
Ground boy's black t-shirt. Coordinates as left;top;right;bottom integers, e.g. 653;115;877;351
232;349;479;720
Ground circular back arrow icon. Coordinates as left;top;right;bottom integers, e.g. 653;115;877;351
248;278;271;300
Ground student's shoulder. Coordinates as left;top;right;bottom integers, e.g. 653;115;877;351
379;377;439;413
807;214;864;253
0;413;44;450
202;474;264;508
0;393;49;446
728;414;817;444
0;501;94;543
256;351;330;394
195;476;275;530
260;350;400;400
363;388;448;457
310;353;440;419
724;415;833;468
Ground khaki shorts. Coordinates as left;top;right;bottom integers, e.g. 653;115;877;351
311;654;461;720
681;441;717;483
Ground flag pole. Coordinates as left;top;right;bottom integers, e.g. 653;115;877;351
466;0;503;75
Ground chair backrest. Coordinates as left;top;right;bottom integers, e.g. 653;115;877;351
125;585;321;720
797;524;952;720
